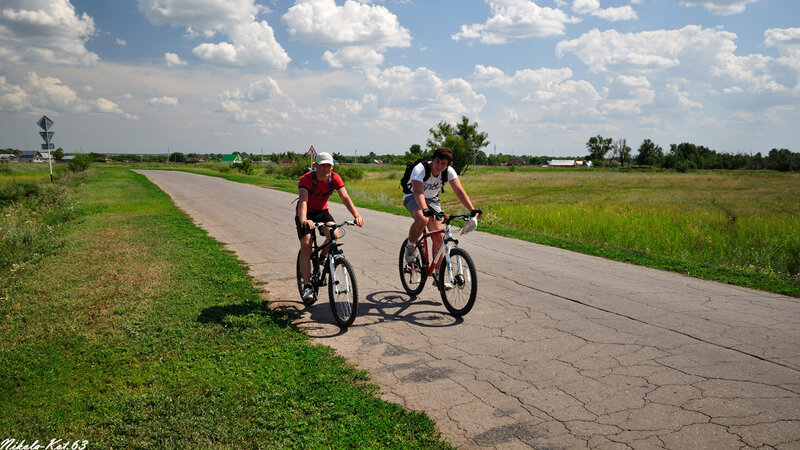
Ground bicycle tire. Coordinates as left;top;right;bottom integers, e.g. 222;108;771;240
329;256;358;327
398;238;427;296
296;250;318;306
438;247;477;316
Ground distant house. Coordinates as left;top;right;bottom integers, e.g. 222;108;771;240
19;151;51;163
185;156;205;163
221;154;242;164
547;159;585;167
61;155;75;161
0;154;16;162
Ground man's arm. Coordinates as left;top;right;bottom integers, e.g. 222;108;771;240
298;188;313;228
449;177;482;218
412;180;426;211
337;187;364;227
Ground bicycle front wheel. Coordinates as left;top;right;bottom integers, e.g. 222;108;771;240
399;238;427;296
329;256;358;327
296;250;317;306
438;247;477;316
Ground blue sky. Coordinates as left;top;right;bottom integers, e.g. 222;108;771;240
1;0;798;157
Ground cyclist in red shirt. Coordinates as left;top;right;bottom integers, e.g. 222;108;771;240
296;152;364;301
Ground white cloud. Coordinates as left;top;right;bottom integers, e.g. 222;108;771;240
192;20;290;69
136;0;258;35
218;77;294;124
556;26;794;94
452;0;579;44
0;72;136;119
137;0;289;69
680;0;759;15
116;38;127;46
591;6;638;22
572;0;599;14
282;0;411;68
473;64;600;112
164;52;187;66
0;0;98;66
146;96;179;107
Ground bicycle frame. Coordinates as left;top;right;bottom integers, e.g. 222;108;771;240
307;223;350;296
416;222;458;278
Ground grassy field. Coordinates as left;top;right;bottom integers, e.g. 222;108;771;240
0;164;449;447
116;161;800;297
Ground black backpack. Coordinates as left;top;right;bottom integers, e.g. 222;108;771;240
302;168;335;196
400;159;448;194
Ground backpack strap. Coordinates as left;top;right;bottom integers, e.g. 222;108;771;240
309;171;335;196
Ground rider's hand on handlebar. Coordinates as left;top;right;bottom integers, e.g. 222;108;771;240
422;208;434;217
471;209;483;219
353;215;364;227
302;219;315;229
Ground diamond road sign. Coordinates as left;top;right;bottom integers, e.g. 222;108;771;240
37;115;54;130
40;131;54;143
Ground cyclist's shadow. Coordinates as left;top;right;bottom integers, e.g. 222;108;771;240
358;290;465;328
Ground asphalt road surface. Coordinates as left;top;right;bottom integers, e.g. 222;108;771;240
137;170;800;449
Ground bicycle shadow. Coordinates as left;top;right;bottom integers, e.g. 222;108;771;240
357;290;464;328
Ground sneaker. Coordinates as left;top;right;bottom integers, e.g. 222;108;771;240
301;285;314;301
404;243;417;264
432;275;453;291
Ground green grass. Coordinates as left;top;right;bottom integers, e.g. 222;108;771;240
0;167;449;448
121;162;800;297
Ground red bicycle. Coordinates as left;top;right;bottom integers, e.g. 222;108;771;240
398;209;481;316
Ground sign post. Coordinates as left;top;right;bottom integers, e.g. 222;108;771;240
37;115;54;182
306;145;317;167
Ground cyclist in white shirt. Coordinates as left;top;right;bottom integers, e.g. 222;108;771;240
402;147;481;286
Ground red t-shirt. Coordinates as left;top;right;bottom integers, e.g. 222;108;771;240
298;171;344;212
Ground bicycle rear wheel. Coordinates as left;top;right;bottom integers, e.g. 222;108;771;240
296;250;318;306
438;247;477;316
399;238;427;296
329;256;358;327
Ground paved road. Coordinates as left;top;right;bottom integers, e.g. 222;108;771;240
137;170;800;449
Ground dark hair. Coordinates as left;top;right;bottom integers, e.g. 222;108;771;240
432;147;453;163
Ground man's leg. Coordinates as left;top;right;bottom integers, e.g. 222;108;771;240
299;233;312;284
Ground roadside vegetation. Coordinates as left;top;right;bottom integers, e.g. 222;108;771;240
0;164;448;447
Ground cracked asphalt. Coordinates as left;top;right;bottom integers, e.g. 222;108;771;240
137;170;800;449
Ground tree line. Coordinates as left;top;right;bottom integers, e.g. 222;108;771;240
586;135;799;172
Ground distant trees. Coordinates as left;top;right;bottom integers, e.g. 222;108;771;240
586;135;613;167
426;116;489;174
635;139;663;166
613;138;632;167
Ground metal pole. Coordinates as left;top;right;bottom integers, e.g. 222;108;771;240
44;121;53;182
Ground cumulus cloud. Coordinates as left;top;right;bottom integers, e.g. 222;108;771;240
473;64;600;112
136;0;258;35
452;0;579;44
0;72;136;119
164;52;187;66
137;0;289;69
680;0;759;15
218;77;294;124
192;21;290;68
146;96;179;107
0;0;99;66
572;0;637;21
116;38;127;46
556;25;793;93
282;0;411;68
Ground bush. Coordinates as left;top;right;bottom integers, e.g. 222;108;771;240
68;154;92;172
0;182;41;206
335;164;364;182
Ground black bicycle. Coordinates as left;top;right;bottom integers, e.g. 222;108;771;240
296;220;359;327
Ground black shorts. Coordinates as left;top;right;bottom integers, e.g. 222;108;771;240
295;210;335;238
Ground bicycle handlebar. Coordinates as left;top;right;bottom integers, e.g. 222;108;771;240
423;209;482;223
306;220;356;230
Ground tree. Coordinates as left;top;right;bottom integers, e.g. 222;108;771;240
409;144;422;155
53;147;64;161
68;154;92;172
635;139;663;166
426;116;489;174
586;135;612;167
168;152;185;163
612;138;632;166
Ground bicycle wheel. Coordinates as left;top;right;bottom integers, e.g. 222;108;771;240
438;247;477;316
296;250;318;306
329;256;358;327
398;238;428;296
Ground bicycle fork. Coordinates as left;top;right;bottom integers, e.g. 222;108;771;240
328;254;351;295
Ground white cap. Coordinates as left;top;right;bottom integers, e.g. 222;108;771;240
316;152;334;166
